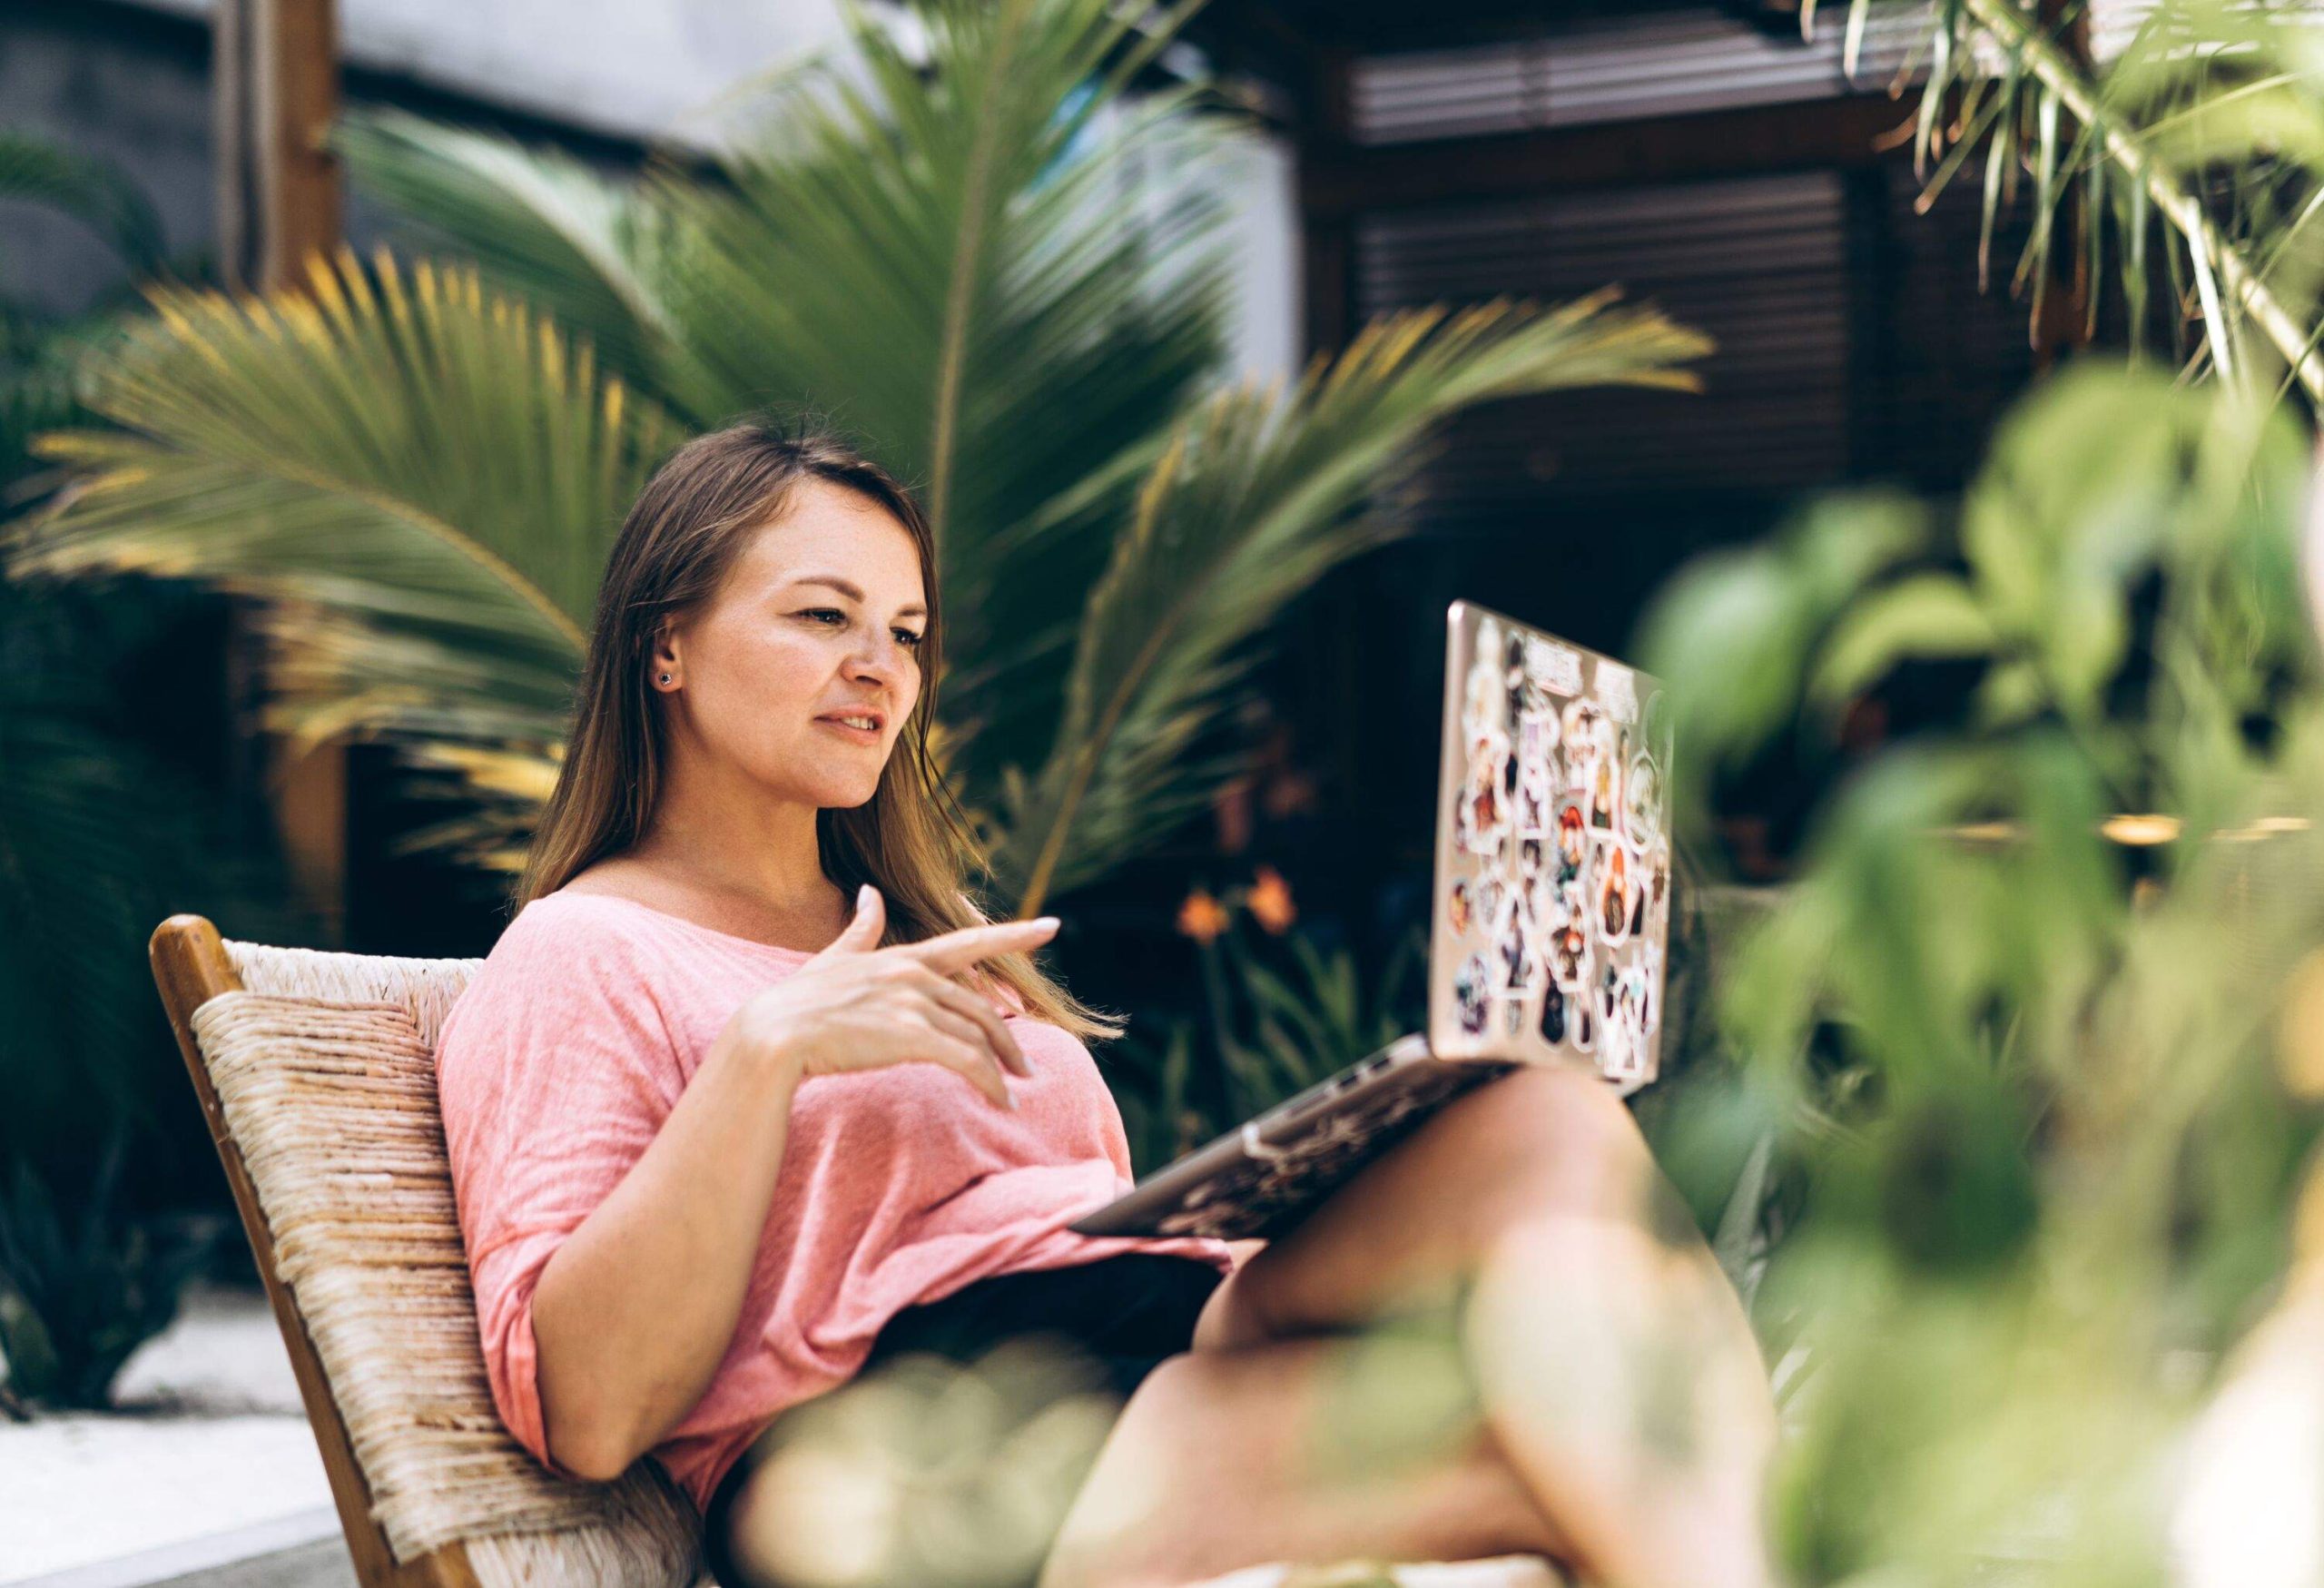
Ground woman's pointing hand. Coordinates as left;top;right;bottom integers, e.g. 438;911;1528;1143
720;885;1058;1110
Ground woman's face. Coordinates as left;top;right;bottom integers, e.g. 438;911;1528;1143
657;479;928;810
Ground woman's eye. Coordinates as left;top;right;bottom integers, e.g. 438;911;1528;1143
895;629;925;650
801;608;845;626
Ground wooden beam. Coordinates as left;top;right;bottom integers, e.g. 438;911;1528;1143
214;0;340;291
1301;93;1915;218
215;0;349;936
258;0;340;289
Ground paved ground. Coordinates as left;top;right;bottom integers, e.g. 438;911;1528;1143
2;1285;348;1587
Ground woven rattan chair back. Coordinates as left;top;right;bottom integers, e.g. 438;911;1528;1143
150;913;706;1588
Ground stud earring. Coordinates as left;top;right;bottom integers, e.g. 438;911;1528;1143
659;673;674;686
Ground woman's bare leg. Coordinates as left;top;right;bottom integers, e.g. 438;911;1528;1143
1038;1335;1566;1588
722;1331;1559;1588
1178;1064;1777;1588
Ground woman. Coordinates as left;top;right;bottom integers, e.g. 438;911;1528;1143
435;421;1777;1588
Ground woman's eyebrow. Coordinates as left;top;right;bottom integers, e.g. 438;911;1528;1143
790;575;927;618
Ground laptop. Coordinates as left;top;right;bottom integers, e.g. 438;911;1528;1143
1071;599;1674;1241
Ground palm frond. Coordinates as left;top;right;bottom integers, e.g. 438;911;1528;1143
651;0;1235;733
0;577;301;1185
333;109;691;402
1832;0;2324;399
996;293;1714;911
0;133;166;277
12;250;680;767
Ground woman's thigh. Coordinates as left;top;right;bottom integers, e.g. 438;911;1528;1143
1039;1334;1564;1588
1192;1064;1663;1354
714;1336;1130;1588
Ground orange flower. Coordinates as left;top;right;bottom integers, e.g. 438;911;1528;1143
1177;887;1230;943
1246;865;1296;935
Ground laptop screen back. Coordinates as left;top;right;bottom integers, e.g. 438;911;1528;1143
1427;600;1674;1092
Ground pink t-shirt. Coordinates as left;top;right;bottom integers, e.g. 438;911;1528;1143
434;890;1236;1514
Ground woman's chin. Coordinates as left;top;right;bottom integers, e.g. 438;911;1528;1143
811;777;885;811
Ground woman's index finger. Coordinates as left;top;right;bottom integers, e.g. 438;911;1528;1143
897;918;1059;972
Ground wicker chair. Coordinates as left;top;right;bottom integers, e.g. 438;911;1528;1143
152;912;1559;1588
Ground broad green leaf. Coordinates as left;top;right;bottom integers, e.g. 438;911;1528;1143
1810;575;2000;711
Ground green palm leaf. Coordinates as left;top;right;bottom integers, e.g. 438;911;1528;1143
332;109;688;402
1832;0;2324;400
999;293;1714;911
15;251;680;761
0;133;166;278
650;0;1234;741
340;0;1240;784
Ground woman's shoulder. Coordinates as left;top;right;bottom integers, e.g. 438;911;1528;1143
484;889;666;970
441;892;676;1046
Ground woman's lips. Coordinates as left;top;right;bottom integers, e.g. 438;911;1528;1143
815;717;881;744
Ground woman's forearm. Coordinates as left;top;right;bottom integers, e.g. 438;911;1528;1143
527;1030;803;1481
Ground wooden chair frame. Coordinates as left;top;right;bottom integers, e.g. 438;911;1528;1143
152;912;483;1588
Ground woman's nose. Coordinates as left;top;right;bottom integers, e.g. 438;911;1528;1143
849;634;911;681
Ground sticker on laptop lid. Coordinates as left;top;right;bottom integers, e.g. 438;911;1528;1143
1555;797;1588;883
1620;952;1659;1034
1597;846;1635;946
1589;751;1621;834
1518;708;1557;791
1600;1014;1641;1082
1454;953;1492;1036
1561;698;1611;790
1517;778;1549;839
1551;922;1589;991
1539;985;1567;1044
1597;660;1640;722
1525;634;1585;697
1497;912;1534;991
1624;751;1662;853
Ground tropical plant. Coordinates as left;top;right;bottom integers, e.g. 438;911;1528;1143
0;136;299;1400
0;137;296;1197
12;0;1709;908
1827;0;2324;400
0;131;164;492
1114;870;1425;1172
1637;360;2324;1582
0;1134;218;1411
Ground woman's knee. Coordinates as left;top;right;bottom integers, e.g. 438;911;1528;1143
1040;1352;1216;1588
1453;1065;1659;1227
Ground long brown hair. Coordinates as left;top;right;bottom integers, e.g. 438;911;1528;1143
518;419;1121;1041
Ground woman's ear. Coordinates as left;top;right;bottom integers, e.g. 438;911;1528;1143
650;622;683;690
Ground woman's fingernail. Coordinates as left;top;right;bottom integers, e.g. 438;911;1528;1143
858;883;874;908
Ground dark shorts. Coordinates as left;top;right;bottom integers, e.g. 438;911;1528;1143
700;1252;1227;1588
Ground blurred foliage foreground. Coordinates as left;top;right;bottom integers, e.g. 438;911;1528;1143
1633;362;2324;1586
